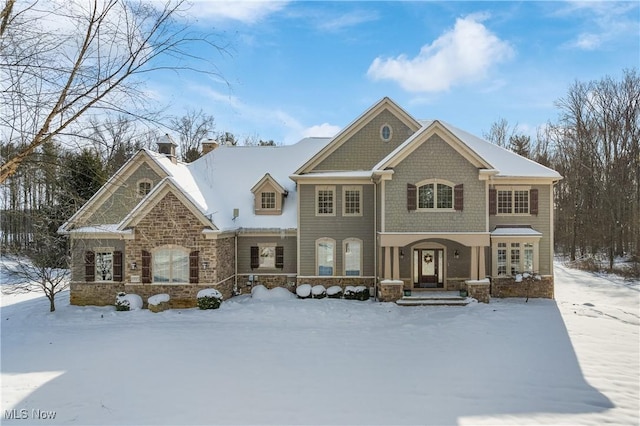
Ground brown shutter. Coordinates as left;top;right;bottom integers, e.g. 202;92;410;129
454;184;464;211
275;246;284;269
250;246;259;269
85;251;95;282
530;189;539;215
113;251;123;282
189;251;199;284
407;183;417;211
489;188;497;215
142;250;151;283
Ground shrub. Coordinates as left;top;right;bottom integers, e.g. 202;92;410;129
296;284;312;299
148;293;171;313
115;292;143;311
327;285;343;299
311;285;327;299
345;285;369;301
197;288;223;310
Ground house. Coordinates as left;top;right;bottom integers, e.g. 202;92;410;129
59;97;562;307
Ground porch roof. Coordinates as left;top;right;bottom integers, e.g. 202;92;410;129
491;227;542;237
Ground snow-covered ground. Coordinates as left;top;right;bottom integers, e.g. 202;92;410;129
1;262;638;425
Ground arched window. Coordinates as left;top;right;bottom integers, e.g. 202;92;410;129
417;180;454;210
137;179;153;197
316;238;335;276
153;247;189;283
343;238;362;276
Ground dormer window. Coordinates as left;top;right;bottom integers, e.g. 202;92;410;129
251;173;286;215
138;179;153;197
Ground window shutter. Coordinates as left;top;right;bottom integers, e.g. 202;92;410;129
113;251;123;282
407;183;417;211
189;251;199;284
85;251;95;282
142;250;151;283
489;188;497;215
454;184;464;211
530;189;539;215
275;246;284;269
250;246;259;269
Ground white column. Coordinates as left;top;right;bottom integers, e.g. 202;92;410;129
470;246;479;280
384;246;391;280
478;246;486;278
392;247;400;280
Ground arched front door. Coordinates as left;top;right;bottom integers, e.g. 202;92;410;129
413;248;444;288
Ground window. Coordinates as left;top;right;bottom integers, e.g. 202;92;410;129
497;189;529;214
259;244;275;268
261;192;276;210
343;186;362;216
138;180;152;197
344;239;362;276
418;181;454;210
316;186;335;216
251;245;283;269
380;124;392;142
153;247;189;283
95;251;113;281
317;238;335;276
493;240;539;276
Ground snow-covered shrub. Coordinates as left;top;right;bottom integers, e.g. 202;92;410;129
251;285;295;301
311;285;327;299
115;292;143;311
344;285;369;301
148;293;170;313
296;284;312;299
327;285;343;299
197;288;223;310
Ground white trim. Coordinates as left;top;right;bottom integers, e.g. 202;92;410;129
315;185;336;217
380;123;393;142
415;179;456;211
343;237;363;276
315;237;336;276
342;185;363;217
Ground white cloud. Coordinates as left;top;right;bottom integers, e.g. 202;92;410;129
301;123;341;138
316;10;379;32
367;14;514;93
187;0;289;24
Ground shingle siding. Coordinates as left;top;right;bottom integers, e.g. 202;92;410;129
298;184;375;276
384;134;485;232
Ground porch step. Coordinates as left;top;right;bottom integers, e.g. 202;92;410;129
396;291;470;306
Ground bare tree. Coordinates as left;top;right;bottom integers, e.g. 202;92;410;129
170;108;215;162
483;118;516;148
0;0;227;183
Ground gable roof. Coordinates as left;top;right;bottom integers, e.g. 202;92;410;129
250;173;287;195
294;97;421;175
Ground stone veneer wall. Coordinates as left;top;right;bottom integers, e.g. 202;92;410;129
238;274;297;293
297;277;375;288
70;282;125;306
378;280;403;302
491;276;554;299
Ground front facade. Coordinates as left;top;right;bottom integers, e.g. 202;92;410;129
60;98;562;307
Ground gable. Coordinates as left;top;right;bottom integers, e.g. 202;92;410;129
295;97;421;174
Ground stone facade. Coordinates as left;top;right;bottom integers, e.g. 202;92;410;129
465;279;490;303
297;277;375;288
491;276;554;299
239;274;297;292
378;280;403;302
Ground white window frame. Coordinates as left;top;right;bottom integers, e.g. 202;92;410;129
137;179;153;197
258;243;276;269
152;246;189;284
261;191;276;210
491;238;539;276
343;238;363;276
343;186;362;216
316;238;335;276
94;247;114;282
380;123;393;142
416;179;455;211
316;186;336;216
496;186;531;215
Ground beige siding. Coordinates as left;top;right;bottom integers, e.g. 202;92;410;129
237;235;297;274
85;162;163;225
384;134;485;232
298;184;375;276
314;110;415;171
489;184;554;275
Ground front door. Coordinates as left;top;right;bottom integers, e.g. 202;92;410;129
414;249;444;288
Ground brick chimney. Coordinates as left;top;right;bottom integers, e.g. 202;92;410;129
201;139;219;155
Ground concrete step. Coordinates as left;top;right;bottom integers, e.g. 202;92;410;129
396;293;470;306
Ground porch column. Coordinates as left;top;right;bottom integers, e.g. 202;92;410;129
384;246;392;280
392;247;400;280
478;246;486;278
470;246;479;280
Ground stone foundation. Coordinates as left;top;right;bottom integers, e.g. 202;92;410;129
378;280;403;302
491;275;554;299
297;277;375;289
238;274;297;294
446;278;467;291
465;279;490;303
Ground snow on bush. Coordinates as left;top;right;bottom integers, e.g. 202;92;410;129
148;293;170;306
115;292;143;311
251;285;295;301
296;284;312;299
311;285;327;299
344;285;369;301
197;288;223;310
327;285;343;298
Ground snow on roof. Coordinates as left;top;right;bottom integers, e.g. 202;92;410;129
66;224;132;235
185;138;332;231
491;227;543;237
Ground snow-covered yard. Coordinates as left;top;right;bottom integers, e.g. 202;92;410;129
1;262;638;425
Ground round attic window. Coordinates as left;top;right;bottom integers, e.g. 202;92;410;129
380;124;392;142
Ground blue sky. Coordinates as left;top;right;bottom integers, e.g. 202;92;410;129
150;1;639;145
